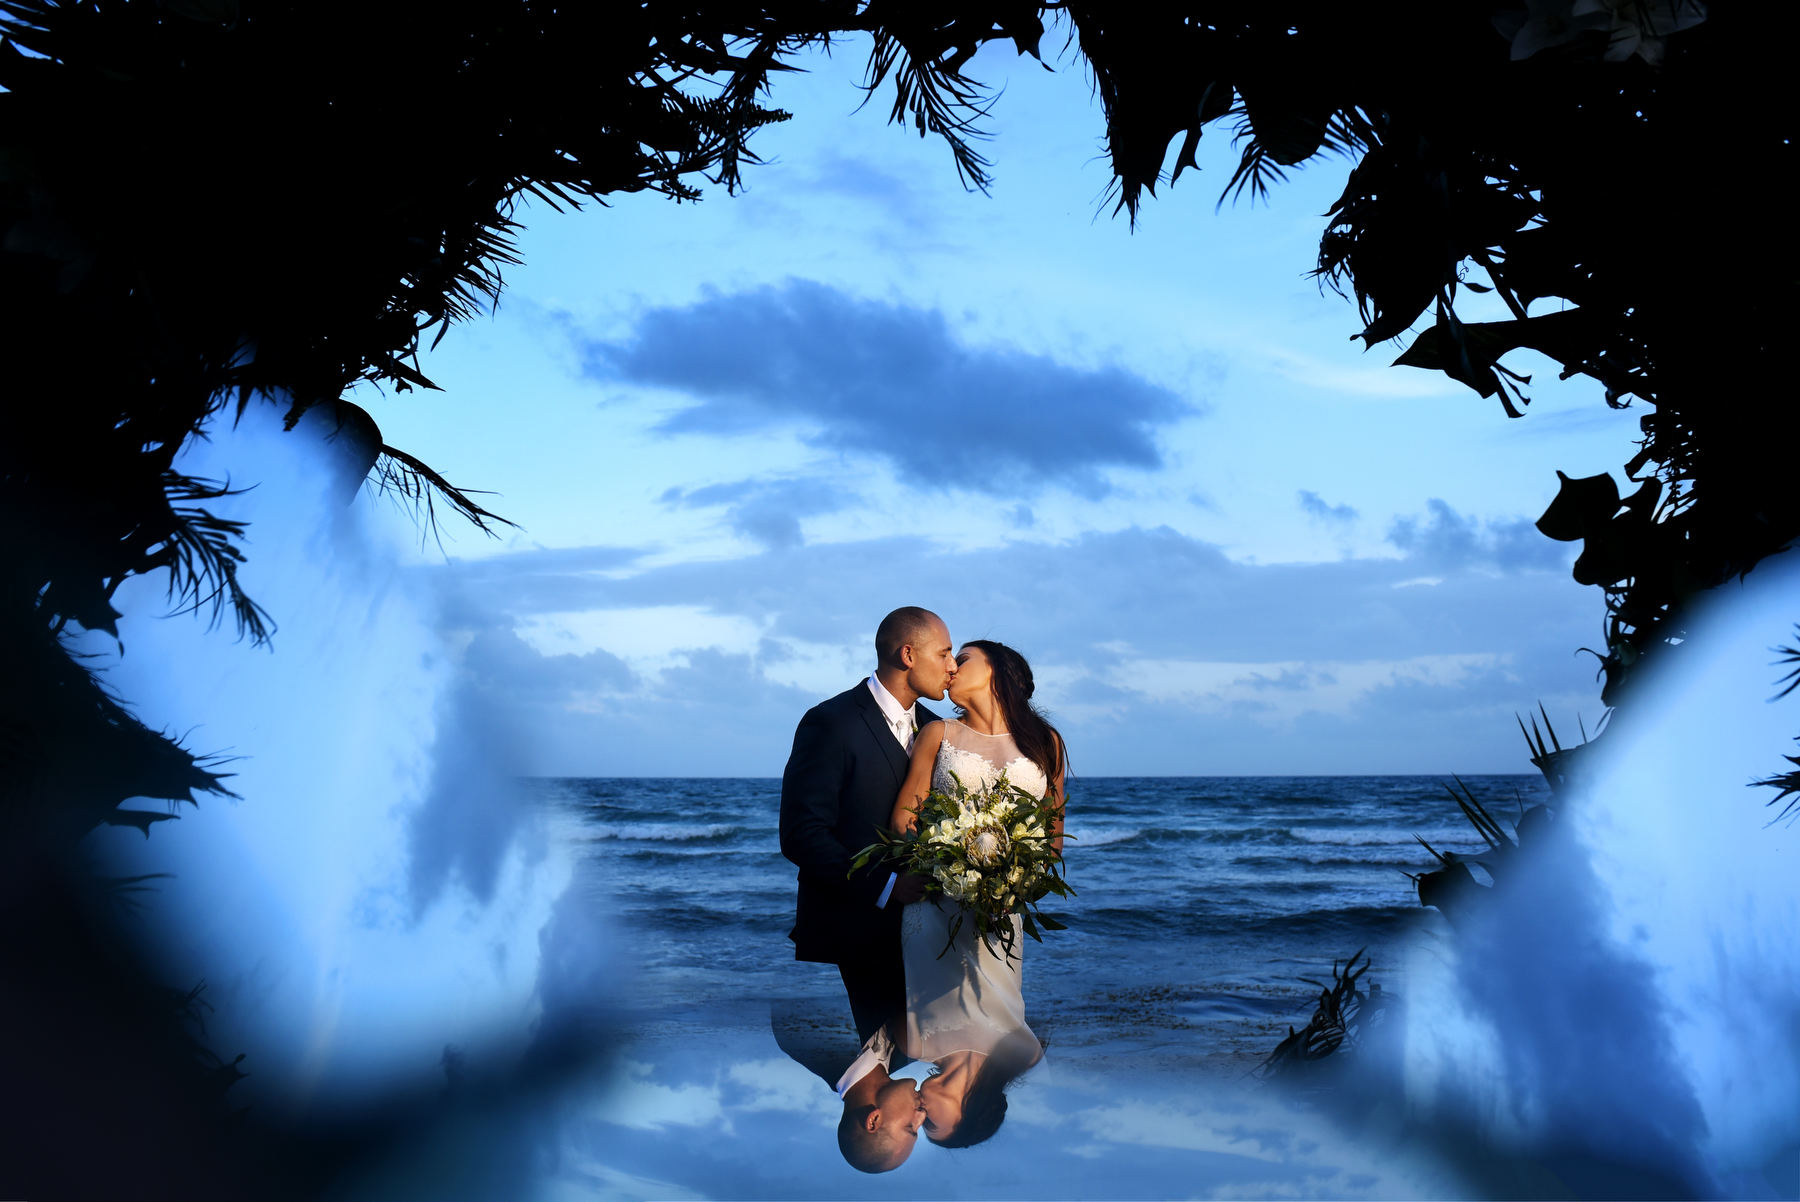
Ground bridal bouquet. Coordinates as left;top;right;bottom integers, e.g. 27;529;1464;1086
851;770;1072;961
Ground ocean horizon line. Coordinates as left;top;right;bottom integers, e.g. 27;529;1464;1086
525;771;1546;781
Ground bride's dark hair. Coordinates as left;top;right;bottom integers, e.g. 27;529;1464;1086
958;639;1065;788
929;1067;1008;1149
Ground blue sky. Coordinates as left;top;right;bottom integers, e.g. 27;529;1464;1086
373;31;1641;775
65;31;1798;1193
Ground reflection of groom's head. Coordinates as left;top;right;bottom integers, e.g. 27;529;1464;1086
836;1077;923;1174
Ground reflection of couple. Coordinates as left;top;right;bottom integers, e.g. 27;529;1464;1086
779;607;1066;1171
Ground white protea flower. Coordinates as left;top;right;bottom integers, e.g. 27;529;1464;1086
961;817;1011;868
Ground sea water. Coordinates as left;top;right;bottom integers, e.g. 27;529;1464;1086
536;773;1544;1066
439;775;1536;1200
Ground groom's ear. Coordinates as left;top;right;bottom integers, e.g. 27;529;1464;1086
864;1109;882;1134
898;643;915;669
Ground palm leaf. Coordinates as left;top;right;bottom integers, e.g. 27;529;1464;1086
369;443;516;552
859;25;996;193
1769;627;1800;701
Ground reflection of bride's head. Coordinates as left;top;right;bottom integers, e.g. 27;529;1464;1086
920;1054;1008;1148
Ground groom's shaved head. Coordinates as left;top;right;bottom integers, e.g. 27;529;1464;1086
838;1105;913;1173
876;607;942;671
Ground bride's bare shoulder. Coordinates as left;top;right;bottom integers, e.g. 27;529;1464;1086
911;718;947;761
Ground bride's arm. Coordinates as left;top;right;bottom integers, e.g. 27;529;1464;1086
889;722;945;834
1049;731;1068;856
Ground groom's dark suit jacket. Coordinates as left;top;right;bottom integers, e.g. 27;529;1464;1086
780;682;940;965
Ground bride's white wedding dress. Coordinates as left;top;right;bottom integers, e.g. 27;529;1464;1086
901;719;1048;1068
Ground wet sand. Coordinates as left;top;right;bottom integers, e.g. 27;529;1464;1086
509;988;1459;1202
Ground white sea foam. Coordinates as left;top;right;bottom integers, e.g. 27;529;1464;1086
585;823;738;842
1291;826;1468;848
1067;826;1147;848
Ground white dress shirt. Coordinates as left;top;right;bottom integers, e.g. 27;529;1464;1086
866;674;917;911
866;673;917;753
836;1025;897;1099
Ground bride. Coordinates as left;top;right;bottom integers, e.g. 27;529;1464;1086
887;639;1067;1148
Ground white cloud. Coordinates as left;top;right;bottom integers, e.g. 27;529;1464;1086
724;1058;839;1117
755;636;870;700
1263;343;1461;399
1100;652;1510;720
535;1158;709;1202
516;606;766;673
1074;1099;1291;1162
586;1061;725;1130
1198;1175;1384;1201
429;504;1603;774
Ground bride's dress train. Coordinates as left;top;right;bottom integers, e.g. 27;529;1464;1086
901;719;1047;1068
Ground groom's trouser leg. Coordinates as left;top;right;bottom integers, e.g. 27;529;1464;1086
838;955;903;1044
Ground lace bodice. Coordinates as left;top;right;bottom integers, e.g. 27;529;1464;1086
931;719;1049;801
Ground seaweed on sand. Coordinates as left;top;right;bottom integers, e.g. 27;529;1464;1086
1256;948;1394;1081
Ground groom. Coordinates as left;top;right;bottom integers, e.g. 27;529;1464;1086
780;606;957;1043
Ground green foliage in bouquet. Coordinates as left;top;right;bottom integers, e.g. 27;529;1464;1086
851;770;1072;961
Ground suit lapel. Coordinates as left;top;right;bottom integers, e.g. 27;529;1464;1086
852;683;911;784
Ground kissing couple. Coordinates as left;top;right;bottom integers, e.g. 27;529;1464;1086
779;607;1068;1171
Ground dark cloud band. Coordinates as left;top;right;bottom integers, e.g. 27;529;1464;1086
578;279;1194;496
